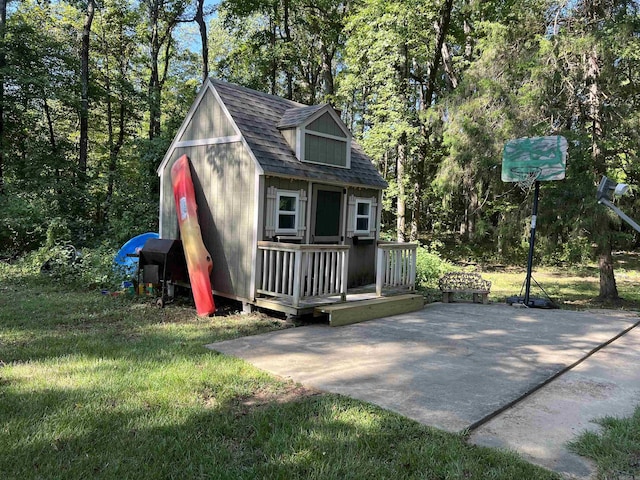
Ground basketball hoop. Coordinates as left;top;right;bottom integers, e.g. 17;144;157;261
511;166;542;193
501;136;568;309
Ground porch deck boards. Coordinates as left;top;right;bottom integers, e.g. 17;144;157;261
314;294;425;326
253;284;420;318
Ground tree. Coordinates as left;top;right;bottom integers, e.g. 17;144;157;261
194;0;209;81
217;0;347;104
549;0;640;300
0;0;7;194
79;0;96;178
340;0;457;241
144;0;186;140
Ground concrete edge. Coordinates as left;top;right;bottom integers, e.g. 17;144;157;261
465;317;640;433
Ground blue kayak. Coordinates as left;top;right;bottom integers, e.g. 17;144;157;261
114;232;159;276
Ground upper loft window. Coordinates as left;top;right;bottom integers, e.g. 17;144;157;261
279;106;352;169
302;112;350;168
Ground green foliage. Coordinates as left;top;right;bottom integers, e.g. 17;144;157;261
415;246;455;289
5;243;126;290
0;194;48;257
3;0;640;285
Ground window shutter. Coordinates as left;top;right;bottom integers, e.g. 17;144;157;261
346;195;356;238
265;186;277;238
369;197;378;237
297;189;307;237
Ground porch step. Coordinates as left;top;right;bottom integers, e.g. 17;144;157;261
314;294;425;327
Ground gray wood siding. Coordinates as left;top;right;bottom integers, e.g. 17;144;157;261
345;187;379;287
263;177;309;241
307;112;347;138
281;128;296;152
305;133;347;167
160;142;256;300
180;89;236;141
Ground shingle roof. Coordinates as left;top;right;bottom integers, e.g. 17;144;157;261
277;104;326;129
211;79;387;189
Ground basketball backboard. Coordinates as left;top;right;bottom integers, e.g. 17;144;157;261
502;136;568;183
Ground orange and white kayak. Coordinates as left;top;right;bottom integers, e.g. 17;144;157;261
171;154;215;316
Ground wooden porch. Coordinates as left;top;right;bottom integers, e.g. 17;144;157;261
255;241;421;321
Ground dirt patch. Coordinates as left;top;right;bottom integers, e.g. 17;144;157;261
239;384;321;408
198;382;321;413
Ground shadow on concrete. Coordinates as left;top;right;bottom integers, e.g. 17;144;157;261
206;303;639;434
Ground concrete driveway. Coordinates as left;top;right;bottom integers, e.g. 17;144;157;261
208;303;638;431
207;303;640;477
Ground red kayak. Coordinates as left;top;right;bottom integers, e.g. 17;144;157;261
171;155;215;316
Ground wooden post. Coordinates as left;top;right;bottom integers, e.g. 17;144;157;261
409;247;416;291
376;247;384;296
292;249;302;307
340;249;348;301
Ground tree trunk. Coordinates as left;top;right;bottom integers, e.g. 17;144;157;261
195;0;208;82
320;43;334;98
148;0;162;139
0;0;6;194
397;139;407;242
461;169;478;238
269;15;277;95
283;0;293;99
410;176;420;241
409;0;454;240
597;240;619;300
43;96;62;197
585;12;619;299
424;0;454;108
440;41;458;90
79;0;95;178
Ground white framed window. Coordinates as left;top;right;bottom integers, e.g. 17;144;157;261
276;191;299;234
354;198;372;235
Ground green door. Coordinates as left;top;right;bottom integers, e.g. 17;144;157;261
312;187;343;243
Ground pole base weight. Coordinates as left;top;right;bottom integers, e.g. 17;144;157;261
506;296;558;309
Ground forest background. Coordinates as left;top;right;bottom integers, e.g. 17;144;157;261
1;0;639;300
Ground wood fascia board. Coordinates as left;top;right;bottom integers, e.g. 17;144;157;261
250;174;265;301
158;167;165;238
173;135;242;148
264;173;384;191
156;79;215;176
305;181;313;244
376;190;383;240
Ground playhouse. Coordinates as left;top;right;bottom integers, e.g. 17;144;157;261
157;79;417;316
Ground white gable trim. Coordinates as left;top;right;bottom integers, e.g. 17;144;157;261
173;135;242;148
156;79;264;176
297;104;352;169
304;105;351;138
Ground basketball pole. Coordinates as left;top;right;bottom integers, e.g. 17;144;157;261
524;181;540;306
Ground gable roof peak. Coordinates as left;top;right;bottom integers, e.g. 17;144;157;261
277;104;328;130
206;78;387;189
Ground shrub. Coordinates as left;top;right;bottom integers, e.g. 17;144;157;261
3;243;127;290
0;195;48;257
415;246;455;289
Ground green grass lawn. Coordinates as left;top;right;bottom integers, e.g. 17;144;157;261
482;252;640;309
568;407;640;480
0;270;562;480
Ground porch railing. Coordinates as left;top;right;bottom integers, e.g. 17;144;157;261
257;242;349;307
376;242;418;296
